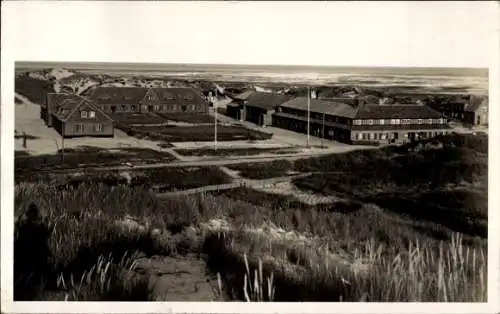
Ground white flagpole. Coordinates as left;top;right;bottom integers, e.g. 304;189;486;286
213;90;217;151
307;86;311;147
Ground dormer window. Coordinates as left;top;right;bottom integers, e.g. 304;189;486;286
89;111;96;118
81;111;88;118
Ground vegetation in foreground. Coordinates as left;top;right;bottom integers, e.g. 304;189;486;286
175;147;298;157
116;122;273;142
15;146;176;177
14;133;488;301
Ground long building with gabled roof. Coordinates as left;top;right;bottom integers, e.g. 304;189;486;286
273;96;452;145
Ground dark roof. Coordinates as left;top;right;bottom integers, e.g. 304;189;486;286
245;92;292;111
148;87;204;103
273;112;351;130
280;97;357;118
355;104;443;120
47;93;111;122
53;97;83;120
234;90;253;100
87;87;148;104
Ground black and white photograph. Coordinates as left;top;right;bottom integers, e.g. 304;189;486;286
1;1;499;313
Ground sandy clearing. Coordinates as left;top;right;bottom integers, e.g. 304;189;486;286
249;180;339;206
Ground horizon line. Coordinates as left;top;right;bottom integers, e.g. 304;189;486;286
15;61;488;71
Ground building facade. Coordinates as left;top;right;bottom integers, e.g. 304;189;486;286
226;91;291;126
43;93;114;138
273;97;451;145
84;87;209;114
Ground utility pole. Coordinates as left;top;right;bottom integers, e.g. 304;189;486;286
321;112;326;148
307;86;311;147
213;90;217;151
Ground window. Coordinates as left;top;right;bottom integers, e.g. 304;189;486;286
74;124;83;132
121;105;126;111
379;119;385;125
172;104;177;111
427;119;433;124
417;119;424;124
368;119;374;125
391;119;401;125
95;123;102;132
374;133;378;140
402;119;411;124
80;111;88;118
131;105;137;111
380;133;386;140
154;105;160;111
89;111;96;118
356;133;362;140
353;119;362;125
369;133;374;140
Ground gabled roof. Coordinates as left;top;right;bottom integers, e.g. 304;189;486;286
245;92;291;110
234;90;254;100
280;97;358;119
63;98;113;122
87;87;148;104
53;97;83;120
355;104;443;120
147;87;203;102
47;92;112;122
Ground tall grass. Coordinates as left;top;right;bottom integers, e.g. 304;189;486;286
15;178;487;302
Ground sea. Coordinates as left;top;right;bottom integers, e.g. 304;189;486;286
16;61;489;94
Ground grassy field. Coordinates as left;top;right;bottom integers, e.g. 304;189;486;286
227;160;295;179
155;112;215;124
116;123;273;142
110;113;168;125
14;133;487;302
51;166;232;193
175;147;298;157
15;146;176;180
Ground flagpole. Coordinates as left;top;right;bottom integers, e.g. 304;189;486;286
213;90;217;151
307;86;311;147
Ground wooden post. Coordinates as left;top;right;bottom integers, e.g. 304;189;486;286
22;132;27;149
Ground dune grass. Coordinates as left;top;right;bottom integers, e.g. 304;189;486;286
14;179;487;301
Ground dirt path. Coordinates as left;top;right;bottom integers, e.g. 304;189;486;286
155;173;313;198
128;255;218;301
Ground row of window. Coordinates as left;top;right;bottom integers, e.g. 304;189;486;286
99;104;202;112
73;123;103;132
353;118;446;126
354;130;450;141
80;111;96;119
145;95;194;101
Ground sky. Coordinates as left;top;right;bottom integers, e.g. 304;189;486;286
1;1;498;69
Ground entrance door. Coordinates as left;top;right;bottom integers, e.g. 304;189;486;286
111;106;117;114
148;105;154;112
408;132;416;142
